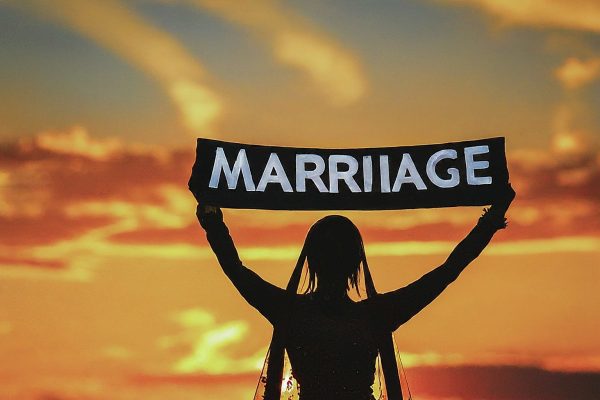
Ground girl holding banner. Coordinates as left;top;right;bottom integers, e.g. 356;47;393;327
196;184;515;400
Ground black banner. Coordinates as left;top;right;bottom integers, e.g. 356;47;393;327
189;137;508;210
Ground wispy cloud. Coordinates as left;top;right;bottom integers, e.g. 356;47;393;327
159;307;265;374
440;0;600;33
187;0;367;106
32;126;123;161
10;0;222;134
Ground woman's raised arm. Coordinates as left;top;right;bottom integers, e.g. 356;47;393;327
369;184;516;332
197;205;289;325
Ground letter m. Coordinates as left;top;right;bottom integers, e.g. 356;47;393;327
209;147;256;191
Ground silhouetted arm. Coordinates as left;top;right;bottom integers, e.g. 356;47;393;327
197;205;289;325
370;185;515;332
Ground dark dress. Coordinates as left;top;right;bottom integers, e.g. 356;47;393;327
199;210;499;400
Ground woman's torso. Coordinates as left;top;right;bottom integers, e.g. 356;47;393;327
285;293;379;400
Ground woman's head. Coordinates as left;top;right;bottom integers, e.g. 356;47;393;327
302;215;366;294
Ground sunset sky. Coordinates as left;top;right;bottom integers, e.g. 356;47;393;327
0;1;599;399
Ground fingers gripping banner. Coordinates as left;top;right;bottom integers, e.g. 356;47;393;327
189;137;509;210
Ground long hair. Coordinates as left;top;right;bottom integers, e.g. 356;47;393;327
257;215;405;400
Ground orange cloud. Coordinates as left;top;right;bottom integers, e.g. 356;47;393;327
1;129;598;279
0;213;114;246
109;215;600;248
159;308;265;374
0;256;65;269
128;371;258;386
1;128;193;207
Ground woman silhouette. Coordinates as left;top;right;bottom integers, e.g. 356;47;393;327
196;184;515;400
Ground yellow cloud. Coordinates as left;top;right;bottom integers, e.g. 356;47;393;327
160;307;266;374
12;0;222;134
33;126;122;161
189;0;367;106
400;351;464;367
440;0;600;33
65;186;194;231
555;57;600;89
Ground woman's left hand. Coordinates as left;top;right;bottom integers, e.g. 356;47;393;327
196;204;223;229
196;204;219;217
